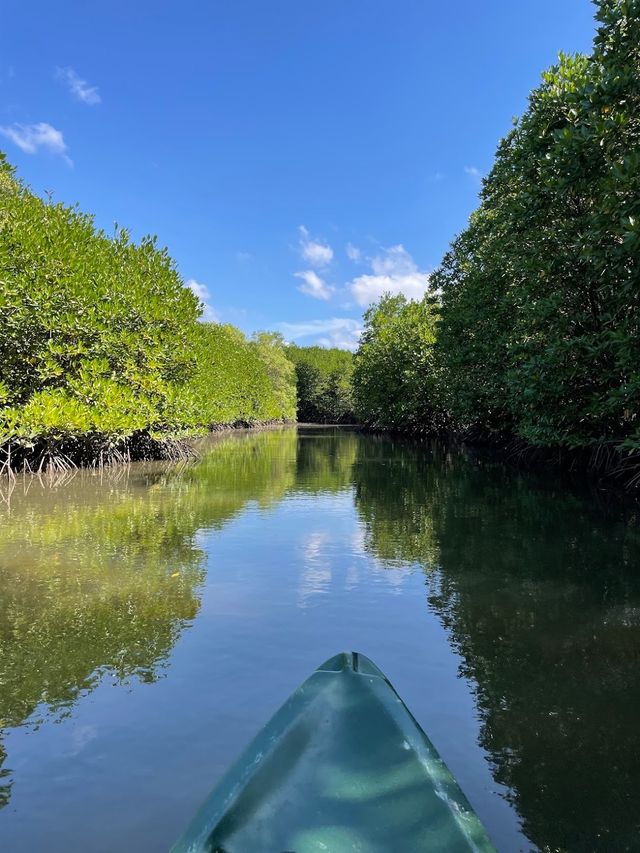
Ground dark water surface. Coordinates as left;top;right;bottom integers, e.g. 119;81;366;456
1;426;639;852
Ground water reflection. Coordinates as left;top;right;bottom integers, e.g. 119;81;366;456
298;530;333;607
352;435;441;570
0;475;204;807
353;434;640;851
292;426;358;494
0;429;299;806
1;427;639;852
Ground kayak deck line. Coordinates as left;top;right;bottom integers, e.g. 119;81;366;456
172;652;496;852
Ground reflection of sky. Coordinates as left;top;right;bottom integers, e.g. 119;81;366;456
67;725;98;758
297;508;413;608
295;493;350;608
0;452;524;853
298;531;332;608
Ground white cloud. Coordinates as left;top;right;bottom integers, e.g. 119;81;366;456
55;67;101;105
186;279;219;322
235;251;252;262
278;318;362;351
464;165;482;182
347;244;430;307
0;122;71;163
427;171;445;183
346;242;362;263
294;270;334;301
298;531;332;607
298;225;333;267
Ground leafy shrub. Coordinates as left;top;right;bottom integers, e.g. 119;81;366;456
437;1;640;453
285;344;355;423
0;153;296;462
355;0;640;472
0;153;199;449
353;294;445;432
170;323;296;430
251;332;297;421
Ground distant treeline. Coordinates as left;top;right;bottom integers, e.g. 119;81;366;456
353;0;640;484
285;344;355;423
0;155;300;470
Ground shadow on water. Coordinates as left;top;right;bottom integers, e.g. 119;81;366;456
353;433;640;851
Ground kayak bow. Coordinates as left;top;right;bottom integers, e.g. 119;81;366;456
172;652;495;852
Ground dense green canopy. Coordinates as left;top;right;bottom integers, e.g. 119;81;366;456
0;155;296;466
3;0;638;478
353;294;444;433
285;345;355;423
354;0;640;481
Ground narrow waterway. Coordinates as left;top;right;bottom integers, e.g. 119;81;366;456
0;426;638;852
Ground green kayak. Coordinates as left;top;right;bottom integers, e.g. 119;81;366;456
172;652;496;852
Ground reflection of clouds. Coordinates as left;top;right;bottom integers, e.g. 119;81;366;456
298;532;332;608
371;566;410;591
297;522;415;607
304;531;329;562
352;520;414;591
345;563;359;591
351;524;366;555
68;724;99;757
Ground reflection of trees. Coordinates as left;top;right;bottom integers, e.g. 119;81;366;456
0;428;298;808
181;427;298;515
0;744;9;809
352;435;441;569
8;424;637;848
292;427;359;494
354;436;640;851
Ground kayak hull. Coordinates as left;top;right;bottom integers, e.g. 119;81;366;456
172;652;495;852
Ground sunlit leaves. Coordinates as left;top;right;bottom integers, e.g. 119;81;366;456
353;294;444;433
0;153;296;455
356;0;640;462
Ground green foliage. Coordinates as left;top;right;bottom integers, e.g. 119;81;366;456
437;0;640;453
0;154;295;458
353;294;445;433
354;1;640;469
0;152;199;446
251;332;297;421
169;324;296;431
285;345;355;423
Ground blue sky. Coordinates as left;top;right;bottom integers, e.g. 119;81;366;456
1;1;596;349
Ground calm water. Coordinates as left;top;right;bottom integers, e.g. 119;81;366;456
1;426;639;852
